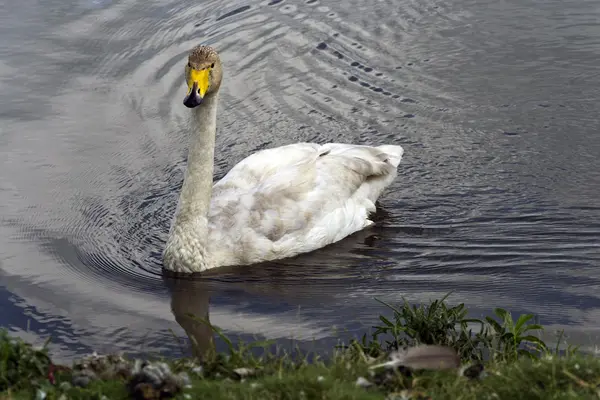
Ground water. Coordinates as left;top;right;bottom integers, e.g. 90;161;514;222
1;0;599;362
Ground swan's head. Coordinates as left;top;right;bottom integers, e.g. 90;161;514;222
183;45;223;108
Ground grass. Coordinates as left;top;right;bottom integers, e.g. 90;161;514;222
1;295;599;399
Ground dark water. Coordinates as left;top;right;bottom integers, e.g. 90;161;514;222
1;0;599;362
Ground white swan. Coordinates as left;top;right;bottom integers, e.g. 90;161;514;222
163;45;405;273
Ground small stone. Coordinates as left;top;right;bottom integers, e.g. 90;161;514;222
72;370;97;388
36;389;47;400
131;382;159;400
317;375;325;382
233;368;256;379
371;366;412;387
191;365;203;376
365;355;377;364
355;376;373;388
72;375;90;387
461;363;485;380
140;365;166;387
177;371;191;386
131;359;145;374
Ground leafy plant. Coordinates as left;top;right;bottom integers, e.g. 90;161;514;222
0;330;51;392
486;308;547;361
369;293;488;361
345;293;548;364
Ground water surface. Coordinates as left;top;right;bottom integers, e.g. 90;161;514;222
1;0;599;361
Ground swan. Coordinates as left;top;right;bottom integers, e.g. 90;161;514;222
162;45;405;273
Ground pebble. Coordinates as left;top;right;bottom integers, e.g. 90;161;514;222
355;376;373;388
461;363;485;380
191;366;204;376
233;367;256;379
72;371;95;388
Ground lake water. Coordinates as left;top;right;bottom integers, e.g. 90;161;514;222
1;0;599;362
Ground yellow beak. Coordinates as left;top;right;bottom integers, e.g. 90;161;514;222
187;68;210;98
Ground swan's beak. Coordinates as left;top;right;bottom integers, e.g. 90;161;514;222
183;67;210;109
183;82;202;108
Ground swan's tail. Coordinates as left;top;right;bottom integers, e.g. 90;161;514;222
377;145;404;168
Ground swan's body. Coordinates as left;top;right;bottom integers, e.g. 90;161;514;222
163;45;404;273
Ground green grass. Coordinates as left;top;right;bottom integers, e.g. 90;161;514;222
1;295;599;399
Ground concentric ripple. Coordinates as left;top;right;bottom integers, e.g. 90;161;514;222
1;0;600;360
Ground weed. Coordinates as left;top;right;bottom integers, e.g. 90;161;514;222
343;293;547;364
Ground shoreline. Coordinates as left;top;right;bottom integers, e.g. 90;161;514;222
2;296;599;399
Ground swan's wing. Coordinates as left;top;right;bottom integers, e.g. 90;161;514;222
213;143;322;192
208;143;404;265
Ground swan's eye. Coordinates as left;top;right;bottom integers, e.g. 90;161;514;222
187;62;192;68
211;63;215;68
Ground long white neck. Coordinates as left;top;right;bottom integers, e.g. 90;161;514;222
163;93;219;273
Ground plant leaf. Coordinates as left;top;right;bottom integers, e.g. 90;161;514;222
514;314;534;334
520;335;547;349
494;308;508;320
375;297;405;316
522;324;544;333
379;315;394;327
485;316;503;333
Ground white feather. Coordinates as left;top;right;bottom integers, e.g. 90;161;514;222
201;142;404;269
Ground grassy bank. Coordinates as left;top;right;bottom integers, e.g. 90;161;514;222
2;295;599;399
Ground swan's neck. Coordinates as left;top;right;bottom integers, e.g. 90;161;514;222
164;93;219;273
178;93;218;220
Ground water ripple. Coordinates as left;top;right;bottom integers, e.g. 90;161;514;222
1;0;599;361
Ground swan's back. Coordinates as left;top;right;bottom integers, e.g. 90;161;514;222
206;142;404;267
